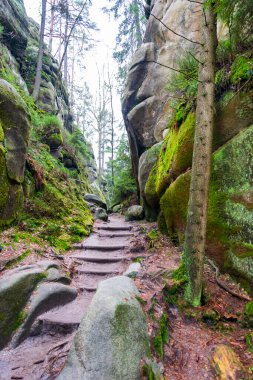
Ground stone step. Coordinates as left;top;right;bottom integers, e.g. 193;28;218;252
78;285;97;292
97;232;133;238
96;225;131;231
37;293;93;332
73;244;126;251
70;254;126;263
77;267;120;275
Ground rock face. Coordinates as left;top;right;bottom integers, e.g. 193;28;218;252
0;0;29;58
123;0;253;291
122;0;201;179
0;79;31;225
57;276;149;380
160;126;253;289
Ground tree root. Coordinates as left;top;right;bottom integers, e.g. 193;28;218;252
207;259;251;302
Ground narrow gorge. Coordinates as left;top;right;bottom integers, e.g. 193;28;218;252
0;0;252;379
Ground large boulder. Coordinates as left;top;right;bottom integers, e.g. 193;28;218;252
160;126;253;290
0;79;31;225
0;267;45;349
57;276;149;380
125;205;144;221
13;282;77;347
138;142;162;199
211;345;243;380
95;207;108;222
0;0;29;58
0;261;63;348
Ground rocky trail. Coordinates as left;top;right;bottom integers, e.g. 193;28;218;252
0;214;140;380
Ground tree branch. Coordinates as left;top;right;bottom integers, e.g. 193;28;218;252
145;8;203;46
58;0;89;72
134;59;202;82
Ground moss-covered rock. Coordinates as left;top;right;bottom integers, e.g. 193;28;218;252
0;79;31;183
0;79;30;225
145;113;195;207
211;344;243;380
0;267;46;348
160;125;253;290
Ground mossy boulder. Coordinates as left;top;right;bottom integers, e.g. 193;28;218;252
40;119;63;150
57;276;149;380
0;79;31;225
145;113;195;207
160;126;253;290
0;267;46;348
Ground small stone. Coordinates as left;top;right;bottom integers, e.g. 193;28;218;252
95;207;108;221
211;344;243;380
124;263;141;278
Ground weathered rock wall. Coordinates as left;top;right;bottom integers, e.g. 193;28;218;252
0;0;96;234
122;0;201;180
123;0;253;289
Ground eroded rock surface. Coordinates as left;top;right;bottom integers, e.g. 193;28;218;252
57;276;149;380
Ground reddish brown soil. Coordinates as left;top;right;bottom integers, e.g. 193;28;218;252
133;222;253;380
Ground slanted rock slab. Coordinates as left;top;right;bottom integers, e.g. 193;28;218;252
57;276;149;380
0;268;45;349
84;193;107;210
13;282;77;347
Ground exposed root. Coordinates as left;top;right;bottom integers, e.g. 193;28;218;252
207;259;251;302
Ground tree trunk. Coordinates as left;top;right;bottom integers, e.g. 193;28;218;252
48;0;55;52
64;5;69;84
184;3;217;306
32;0;47;100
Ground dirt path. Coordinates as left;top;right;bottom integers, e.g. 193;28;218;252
0;214;136;380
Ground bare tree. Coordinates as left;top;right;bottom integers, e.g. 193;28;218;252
32;0;47;100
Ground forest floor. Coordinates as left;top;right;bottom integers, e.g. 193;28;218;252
0;216;252;379
134;221;253;379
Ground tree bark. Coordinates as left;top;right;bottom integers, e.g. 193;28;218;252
184;2;217;306
48;0;56;52
32;0;47;100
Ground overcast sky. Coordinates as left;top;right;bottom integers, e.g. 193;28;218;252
23;0;123;158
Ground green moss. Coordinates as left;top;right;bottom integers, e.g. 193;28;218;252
245;332;253;352
230;55;253;84
0;121;4;141
5;249;30;269
160;171;190;241
153;313;169;358
156;113;195;197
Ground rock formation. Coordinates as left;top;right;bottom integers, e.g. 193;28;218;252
123;0;253;291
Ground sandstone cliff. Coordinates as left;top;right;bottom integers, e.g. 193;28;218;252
123;0;253;290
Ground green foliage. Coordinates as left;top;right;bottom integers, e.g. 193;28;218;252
166;54;198;126
106;133;136;204
0;23;4;38
104;0;146;92
153;313;169;358
215;0;253;48
230;55;253;84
